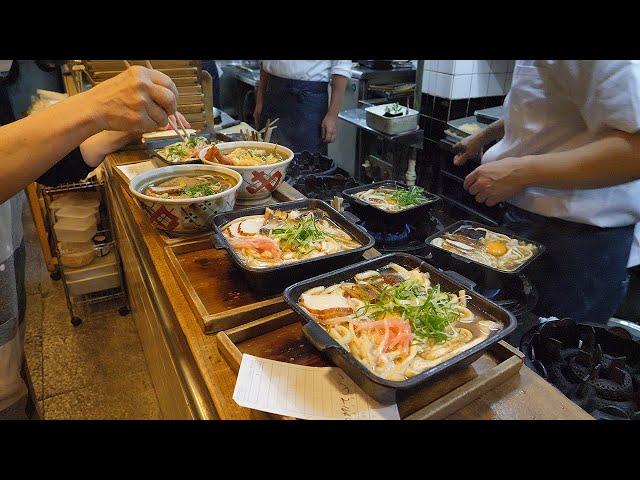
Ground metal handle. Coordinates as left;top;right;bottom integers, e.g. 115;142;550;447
210;232;225;249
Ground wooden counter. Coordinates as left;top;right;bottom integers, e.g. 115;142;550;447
104;149;592;420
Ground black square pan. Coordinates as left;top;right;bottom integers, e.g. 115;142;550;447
283;253;517;404
144;132;212;165
424;220;546;275
211;199;375;294
342;180;440;226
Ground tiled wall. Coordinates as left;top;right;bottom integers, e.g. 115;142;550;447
421;60;515;99
419;60;514;168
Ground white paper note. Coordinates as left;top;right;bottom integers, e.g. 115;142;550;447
116;159;163;183
233;354;400;420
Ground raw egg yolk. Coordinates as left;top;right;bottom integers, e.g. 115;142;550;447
485;241;508;257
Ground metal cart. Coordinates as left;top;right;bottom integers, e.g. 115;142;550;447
40;178;130;326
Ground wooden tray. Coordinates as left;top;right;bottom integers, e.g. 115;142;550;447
216;310;524;420
165;237;288;334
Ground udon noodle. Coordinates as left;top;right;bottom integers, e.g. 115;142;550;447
222;208;361;268
430;226;537;272
298;262;502;381
352;186;434;212
205;144;285;167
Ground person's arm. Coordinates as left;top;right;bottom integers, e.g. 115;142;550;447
464;130;640;206
0;66;179;203
321;74;348;143
253;65;268;127
79;130;140;168
453;119;504;166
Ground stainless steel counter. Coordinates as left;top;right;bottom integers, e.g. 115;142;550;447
221;64;259;88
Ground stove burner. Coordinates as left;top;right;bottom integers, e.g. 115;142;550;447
520;318;640;420
360;221;412;246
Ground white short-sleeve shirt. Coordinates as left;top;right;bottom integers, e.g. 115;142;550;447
483;60;640;230
261;60;352;82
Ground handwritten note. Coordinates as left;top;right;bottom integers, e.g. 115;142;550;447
233;354;400;420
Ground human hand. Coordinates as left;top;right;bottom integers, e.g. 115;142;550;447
85;66;179;133
160;111;192;131
464;156;533;207
321;113;338;143
453;132;485;166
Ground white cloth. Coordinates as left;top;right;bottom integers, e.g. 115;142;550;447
261;60;352;82
483;60;640;229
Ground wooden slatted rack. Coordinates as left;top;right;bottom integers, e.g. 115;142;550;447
80;60;214;130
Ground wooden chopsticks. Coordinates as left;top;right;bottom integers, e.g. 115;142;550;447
124;59;189;142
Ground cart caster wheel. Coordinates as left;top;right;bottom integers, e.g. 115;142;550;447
118;306;130;316
71;316;82;327
50;270;61;281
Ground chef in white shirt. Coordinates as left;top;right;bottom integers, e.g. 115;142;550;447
253;60;351;153
453;60;640;324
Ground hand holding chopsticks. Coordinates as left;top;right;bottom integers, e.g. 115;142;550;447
125;59;190;140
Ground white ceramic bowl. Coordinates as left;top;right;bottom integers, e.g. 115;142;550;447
129;164;242;234
199;141;294;201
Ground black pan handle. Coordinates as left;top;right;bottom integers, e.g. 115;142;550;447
301;321;338;352
210;232;226;249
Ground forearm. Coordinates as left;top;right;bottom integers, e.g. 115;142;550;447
80;130;140;168
256;66;268;105
0;91;101;203
522;131;640;189
477;119;504;145
327;75;348;117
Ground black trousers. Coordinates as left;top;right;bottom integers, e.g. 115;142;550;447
501;205;634;325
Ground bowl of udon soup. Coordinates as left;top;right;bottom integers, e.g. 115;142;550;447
129;164;242;234
199;141;294;201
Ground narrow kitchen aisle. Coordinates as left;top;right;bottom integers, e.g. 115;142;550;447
22;205;161;420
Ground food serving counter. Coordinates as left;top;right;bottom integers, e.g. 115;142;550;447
102;149;592;420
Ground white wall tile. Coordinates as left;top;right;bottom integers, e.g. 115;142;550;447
437;60;455;74
436;73;453;98
425;60;437;71
487;73;507;96
474;60;492;74
454;60;475;75
470;73;489;98
421;69;430;93
451;74;472;100
490;60;512;74
428;71;437;95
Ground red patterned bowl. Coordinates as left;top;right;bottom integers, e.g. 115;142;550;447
129;164;242;234
200;141;294;201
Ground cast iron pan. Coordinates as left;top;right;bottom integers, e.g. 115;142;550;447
284;253;517;404
211;199;375;294
424;220;546;276
342;180;440;226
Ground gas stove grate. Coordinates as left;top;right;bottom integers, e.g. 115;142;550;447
520;318;640;420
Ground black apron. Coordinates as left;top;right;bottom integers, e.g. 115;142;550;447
259;73;329;154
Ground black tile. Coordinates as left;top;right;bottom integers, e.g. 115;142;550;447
429;119;446;142
449;99;469;121
468;97;487;114
485;95;506;108
432;96;451;122
419;93;434;116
